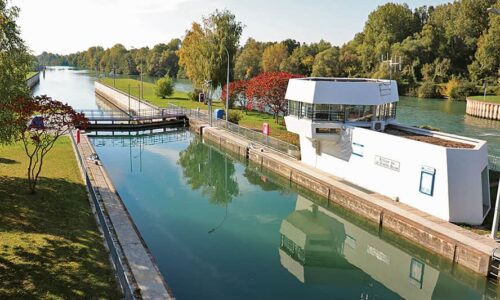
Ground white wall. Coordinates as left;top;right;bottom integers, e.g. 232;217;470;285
447;145;490;224
298;127;488;224
95;81;158;112
285;78;399;105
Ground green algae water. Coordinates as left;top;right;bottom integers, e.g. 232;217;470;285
90;130;499;300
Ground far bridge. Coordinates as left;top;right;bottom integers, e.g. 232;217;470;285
78;108;188;130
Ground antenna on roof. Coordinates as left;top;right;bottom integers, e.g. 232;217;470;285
381;54;403;81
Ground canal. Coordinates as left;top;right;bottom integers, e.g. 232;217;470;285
36;67;500;299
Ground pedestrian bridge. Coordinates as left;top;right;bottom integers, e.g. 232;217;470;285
78;108;187;129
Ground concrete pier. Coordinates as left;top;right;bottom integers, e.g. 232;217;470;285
466;98;500;121
201;126;498;277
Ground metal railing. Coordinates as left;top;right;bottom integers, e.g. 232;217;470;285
69;130;136;299
490;155;500;172
78;108;186;122
167;104;301;159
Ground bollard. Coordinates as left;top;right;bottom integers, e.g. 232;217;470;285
76;129;81;144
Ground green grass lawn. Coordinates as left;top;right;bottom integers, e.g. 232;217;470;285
99;77;223;109
0;137;121;299
236;110;299;146
469;95;500;104
26;72;38;79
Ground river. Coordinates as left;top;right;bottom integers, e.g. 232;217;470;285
32;67;500;299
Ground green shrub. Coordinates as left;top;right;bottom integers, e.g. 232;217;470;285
449;81;479;101
188;88;203;102
417;81;441;98
228;110;244;124
155;76;174;99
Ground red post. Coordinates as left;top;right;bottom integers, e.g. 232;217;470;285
76;129;80;144
263;123;269;135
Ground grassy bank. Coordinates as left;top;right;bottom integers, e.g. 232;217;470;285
99;77;223;109
0;137;121;299
26;72;38;79
236;110;299;145
469;95;500;104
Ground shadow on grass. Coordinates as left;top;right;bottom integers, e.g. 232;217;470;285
0;176;121;299
0;158;19;165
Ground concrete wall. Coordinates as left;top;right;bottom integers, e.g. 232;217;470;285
296;126;488;224
26;72;40;89
466;99;500;121
95;81;158;112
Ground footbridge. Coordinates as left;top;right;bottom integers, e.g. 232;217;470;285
78;107;188;130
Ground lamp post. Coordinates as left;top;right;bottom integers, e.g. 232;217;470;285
487;7;500;239
223;46;230;122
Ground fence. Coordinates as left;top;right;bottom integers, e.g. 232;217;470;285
167;104;301;159
69;130;136;299
78;107;186;122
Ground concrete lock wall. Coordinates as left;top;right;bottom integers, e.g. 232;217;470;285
466;99;500;121
95;81;158;113
298;126;488;224
26;72;40;89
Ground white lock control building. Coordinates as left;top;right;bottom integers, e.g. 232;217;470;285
284;78;491;225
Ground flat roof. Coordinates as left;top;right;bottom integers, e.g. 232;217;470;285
285;77;399;105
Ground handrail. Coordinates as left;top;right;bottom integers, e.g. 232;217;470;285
167;103;301;159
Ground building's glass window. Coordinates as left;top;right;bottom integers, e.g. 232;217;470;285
287;101;396;122
288;100;299;117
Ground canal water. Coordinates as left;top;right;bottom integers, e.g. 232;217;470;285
35;67;500;299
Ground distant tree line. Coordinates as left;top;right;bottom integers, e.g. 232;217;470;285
38;0;500;98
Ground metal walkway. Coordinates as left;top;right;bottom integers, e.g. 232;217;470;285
78;108;187;129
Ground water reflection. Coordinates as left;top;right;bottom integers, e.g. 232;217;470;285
280;195;498;300
178;138;239;205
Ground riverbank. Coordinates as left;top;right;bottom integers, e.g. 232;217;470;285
0;138;120;299
26;71;40;89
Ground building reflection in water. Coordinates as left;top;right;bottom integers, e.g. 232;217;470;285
279;195;496;300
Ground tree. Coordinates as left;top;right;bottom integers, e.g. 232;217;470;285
470;10;500;82
0;0;33;144
311;47;341;77
261;43;288;72
155;76;174;98
234;38;263;79
178;138;239;205
178;9;243;90
246;72;303;123
221;80;247;110
361;3;421;73
11;95;88;193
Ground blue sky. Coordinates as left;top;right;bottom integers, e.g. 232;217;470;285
12;0;452;55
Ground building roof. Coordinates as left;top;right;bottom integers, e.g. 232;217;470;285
285;77;399;105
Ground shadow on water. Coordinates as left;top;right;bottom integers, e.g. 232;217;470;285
0;176;121;299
